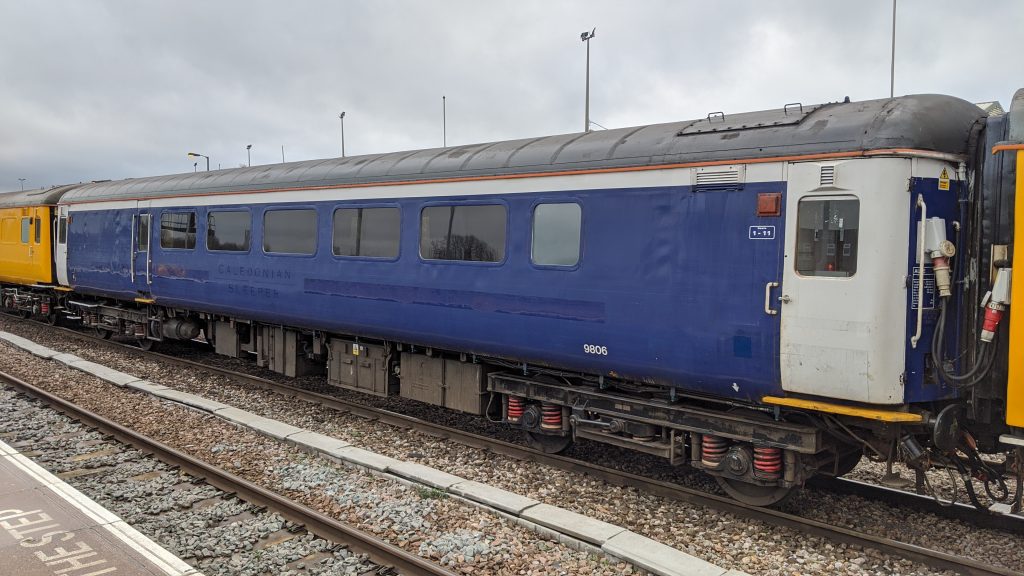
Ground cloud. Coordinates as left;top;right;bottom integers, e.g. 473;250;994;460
1;0;1021;189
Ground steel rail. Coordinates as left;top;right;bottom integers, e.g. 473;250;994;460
16;320;1024;576
115;334;1024;529
0;368;456;576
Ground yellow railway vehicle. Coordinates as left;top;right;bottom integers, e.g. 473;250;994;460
0;185;78;320
999;90;1024;433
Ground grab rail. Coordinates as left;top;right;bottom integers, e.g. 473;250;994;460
911;194;926;348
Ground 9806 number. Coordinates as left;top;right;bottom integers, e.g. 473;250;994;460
583;344;608;355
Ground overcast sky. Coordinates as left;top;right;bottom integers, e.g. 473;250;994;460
1;1;1022;190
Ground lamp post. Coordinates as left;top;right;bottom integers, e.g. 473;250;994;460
339;112;346;157
18;178;25;191
581;28;596;132
246;144;252;167
187;152;209;171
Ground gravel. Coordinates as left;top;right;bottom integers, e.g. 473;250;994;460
0;385;380;576
0;334;645;576
5;317;1020;574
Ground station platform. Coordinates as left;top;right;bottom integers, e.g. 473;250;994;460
0;438;200;576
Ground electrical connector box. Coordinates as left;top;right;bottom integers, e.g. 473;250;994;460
992;267;1012;305
923;217;955;258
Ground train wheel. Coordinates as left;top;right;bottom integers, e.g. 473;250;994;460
136;338;155;351
19;310;31;320
526;432;573;454
94;327;112;339
712;407;794;506
714;476;794;507
45;312;59;326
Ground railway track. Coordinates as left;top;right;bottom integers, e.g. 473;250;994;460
0;367;457;576
12;318;1024;576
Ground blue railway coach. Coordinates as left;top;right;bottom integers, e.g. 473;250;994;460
35;92;1021;506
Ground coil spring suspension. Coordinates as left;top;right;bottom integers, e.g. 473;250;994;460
506;396;525;423
134;323;145;338
701;435;728;467
40;302;49;315
541;403;563;430
753;446;783;479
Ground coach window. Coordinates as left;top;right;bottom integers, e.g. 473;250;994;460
333;207;400;258
160;212;197;250
34;217;41;244
795;196;859;277
264;209;317;255
20;218;29;244
532;203;581;266
138;214;151;252
208;210;251;252
57;216;67;244
420;204;506;262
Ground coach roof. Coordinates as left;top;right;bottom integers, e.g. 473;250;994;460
59;93;984;204
0;185;81;208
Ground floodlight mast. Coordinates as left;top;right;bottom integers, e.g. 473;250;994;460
581;28;596;132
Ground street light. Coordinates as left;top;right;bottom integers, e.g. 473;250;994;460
339;112;346;157
581;27;596;133
246;144;252;167
18;178;26;191
187;152;210;172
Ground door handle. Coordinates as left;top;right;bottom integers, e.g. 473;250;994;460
764;282;780;315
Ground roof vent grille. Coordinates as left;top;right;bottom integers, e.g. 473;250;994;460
694;166;744;192
819;165;836;187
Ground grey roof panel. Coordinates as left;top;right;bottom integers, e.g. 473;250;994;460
138;176;182;194
350;153;396;179
423;143;493;175
294;158;346;183
464;136;547;172
59;94;985;204
189;170;248;191
0;184;81;208
384;148;449;178
550;128;628;165
509;132;588;169
93;179;133;198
